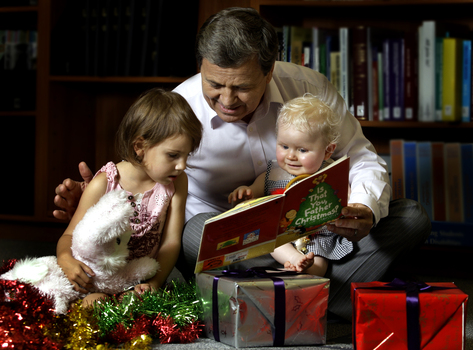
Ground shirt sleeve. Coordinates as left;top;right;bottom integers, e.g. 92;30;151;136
318;73;391;224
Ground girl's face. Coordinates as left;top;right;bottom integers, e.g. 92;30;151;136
138;134;193;185
276;124;335;176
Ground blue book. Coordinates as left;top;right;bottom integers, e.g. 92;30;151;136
462;40;471;122
461;143;473;223
416;142;433;220
403;141;418;201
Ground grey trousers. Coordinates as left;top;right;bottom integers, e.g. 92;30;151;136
177;198;431;321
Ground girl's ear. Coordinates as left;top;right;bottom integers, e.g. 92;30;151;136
324;143;336;160
133;137;145;159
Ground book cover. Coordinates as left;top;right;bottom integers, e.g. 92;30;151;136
461;143;473;223
431;142;446;221
390;139;404;200
462;40;471;122
194;156;350;273
444;143;464;222
352;26;369;120
403;141;417;201
426;221;473;246
442;38;463;122
416;141;433;221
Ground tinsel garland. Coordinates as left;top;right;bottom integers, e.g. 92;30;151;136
0;259;203;349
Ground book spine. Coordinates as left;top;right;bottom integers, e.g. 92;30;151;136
392;38;405;121
435;37;444;121
382;39;392;121
442;38;463;122
403;141;418;201
377;50;384;121
462;40;472;122
339;27;350;107
352;26;369;120
404;31;418;121
390;139;404;200
444;143;464;222
372;46;379;121
461;144;473;223
418;21;436;122
311;27;319;71
431;142;446;221
416;141;433;221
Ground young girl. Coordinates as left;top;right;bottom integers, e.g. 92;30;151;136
56;88;202;307
228;94;352;277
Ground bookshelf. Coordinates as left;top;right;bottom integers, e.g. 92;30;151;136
197;0;473;276
0;0;198;241
1;0;472;272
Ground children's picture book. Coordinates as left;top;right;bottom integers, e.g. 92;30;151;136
194;155;350;273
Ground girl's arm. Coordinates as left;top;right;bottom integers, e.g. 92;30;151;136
56;173;108;293
135;172;188;292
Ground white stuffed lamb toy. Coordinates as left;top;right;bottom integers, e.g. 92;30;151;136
0;189;160;315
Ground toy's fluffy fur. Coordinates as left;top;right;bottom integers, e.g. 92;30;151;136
1;190;160;314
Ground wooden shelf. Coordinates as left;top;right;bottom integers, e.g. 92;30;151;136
49;76;190;84
359;121;473;128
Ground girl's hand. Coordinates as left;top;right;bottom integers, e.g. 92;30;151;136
228;186;254;204
134;282;158;294
57;254;95;293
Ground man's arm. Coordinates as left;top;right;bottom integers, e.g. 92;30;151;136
53;162;94;221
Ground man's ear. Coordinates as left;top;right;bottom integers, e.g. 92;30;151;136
265;62;275;84
133;137;145;158
324;143;336;160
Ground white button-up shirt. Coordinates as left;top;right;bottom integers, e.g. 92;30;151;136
174;61;391;224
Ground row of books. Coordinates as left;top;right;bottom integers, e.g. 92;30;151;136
278;21;473;123
51;0;197;77
390;140;473;224
0;30;37;71
0;30;37;110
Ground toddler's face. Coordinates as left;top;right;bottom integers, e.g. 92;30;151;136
276;124;333;176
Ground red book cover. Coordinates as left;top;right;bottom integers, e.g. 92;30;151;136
194;156;349;273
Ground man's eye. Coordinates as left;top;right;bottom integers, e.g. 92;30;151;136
168;154;177;158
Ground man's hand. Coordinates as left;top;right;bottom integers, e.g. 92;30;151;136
53;162;93;221
326;203;374;242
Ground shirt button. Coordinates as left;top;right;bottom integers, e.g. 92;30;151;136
257;160;263;166
249;127;253;133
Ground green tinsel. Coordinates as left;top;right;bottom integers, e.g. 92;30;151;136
92;279;202;337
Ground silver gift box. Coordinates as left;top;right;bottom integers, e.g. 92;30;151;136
196;270;329;348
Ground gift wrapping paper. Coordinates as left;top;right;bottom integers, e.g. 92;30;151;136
352;280;468;350
196;269;329;348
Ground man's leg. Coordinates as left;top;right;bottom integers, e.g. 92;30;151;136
326;199;432;321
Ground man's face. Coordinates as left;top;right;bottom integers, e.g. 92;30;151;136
200;58;273;123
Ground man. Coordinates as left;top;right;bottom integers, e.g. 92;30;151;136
53;7;431;321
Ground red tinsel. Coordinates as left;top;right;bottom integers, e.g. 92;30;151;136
0;261;62;349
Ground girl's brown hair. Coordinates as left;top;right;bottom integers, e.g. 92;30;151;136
116;88;202;165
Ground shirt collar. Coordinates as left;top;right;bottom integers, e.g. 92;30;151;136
209;78;285;129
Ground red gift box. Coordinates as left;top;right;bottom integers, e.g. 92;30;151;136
351;279;468;350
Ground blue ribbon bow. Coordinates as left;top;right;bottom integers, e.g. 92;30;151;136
212;267;298;346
